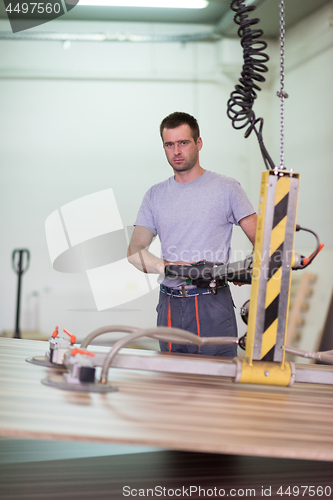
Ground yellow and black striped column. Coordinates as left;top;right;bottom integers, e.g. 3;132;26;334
246;170;300;364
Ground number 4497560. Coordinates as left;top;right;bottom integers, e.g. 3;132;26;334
277;486;332;497
6;3;61;14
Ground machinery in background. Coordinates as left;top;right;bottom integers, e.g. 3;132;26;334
12;249;30;339
285;272;317;355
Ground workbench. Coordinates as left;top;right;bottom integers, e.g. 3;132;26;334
1;337;333;461
2;337;333;499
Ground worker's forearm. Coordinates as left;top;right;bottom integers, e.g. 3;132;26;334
127;248;165;275
239;213;257;246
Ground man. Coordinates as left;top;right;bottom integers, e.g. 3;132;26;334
128;112;257;357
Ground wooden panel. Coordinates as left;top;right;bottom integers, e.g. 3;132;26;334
1;338;333;461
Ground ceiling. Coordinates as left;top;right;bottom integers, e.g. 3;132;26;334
0;0;331;38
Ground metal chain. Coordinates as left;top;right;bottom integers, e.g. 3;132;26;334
276;0;288;170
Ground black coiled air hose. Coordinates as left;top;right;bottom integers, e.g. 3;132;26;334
227;0;276;170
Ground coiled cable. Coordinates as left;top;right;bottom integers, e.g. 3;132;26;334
227;0;276;170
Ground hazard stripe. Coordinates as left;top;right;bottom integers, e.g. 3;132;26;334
273;193;289;228
268;242;283;279
274;176;291;204
265;266;282;307
246;170;300;363
263;295;279;332
270;217;287;256
260;177;290;359
261;319;278;360
262;345;275;362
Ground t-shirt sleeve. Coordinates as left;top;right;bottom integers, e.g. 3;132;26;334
134;188;158;236
227;181;256;226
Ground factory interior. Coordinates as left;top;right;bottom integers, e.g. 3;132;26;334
0;0;333;498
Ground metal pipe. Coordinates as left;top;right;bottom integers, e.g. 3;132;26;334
0;0;271;43
80;324;142;348
0;30;221;43
99;326;239;383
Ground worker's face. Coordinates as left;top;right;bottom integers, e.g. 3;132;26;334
162;124;202;172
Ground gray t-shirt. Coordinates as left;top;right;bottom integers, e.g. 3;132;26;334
135;170;255;286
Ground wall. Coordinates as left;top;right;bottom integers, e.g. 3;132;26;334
0;19;253;341
268;2;333;353
0;3;332;348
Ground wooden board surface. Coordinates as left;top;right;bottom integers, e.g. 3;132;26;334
1;338;333;461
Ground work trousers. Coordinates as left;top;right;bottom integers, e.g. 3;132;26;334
157;285;238;357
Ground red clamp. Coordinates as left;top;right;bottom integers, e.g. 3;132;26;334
71;348;95;358
302;243;324;266
63;329;76;344
51;326;59;338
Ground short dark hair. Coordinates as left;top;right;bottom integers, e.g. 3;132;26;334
160;112;200;143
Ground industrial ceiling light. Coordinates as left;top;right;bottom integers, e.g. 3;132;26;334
77;0;208;8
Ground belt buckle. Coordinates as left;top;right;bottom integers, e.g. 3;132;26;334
171;286;188;298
